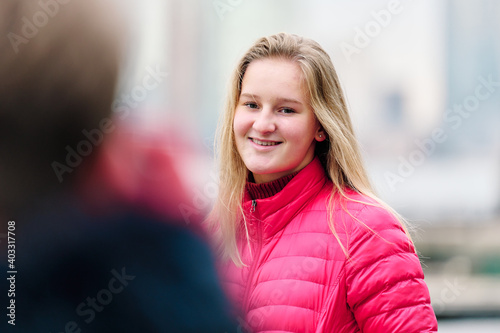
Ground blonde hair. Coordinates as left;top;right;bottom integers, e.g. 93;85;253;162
208;33;411;265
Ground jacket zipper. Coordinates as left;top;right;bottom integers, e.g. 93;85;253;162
243;199;262;314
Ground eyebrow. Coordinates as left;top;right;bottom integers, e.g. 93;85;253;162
240;93;303;106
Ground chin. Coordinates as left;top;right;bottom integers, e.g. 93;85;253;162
248;167;274;176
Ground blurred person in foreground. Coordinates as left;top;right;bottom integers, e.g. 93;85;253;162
207;33;438;332
0;0;236;332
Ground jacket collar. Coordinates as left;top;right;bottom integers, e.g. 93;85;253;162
242;157;328;240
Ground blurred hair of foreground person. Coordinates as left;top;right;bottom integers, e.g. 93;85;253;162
207;33;438;332
0;0;236;332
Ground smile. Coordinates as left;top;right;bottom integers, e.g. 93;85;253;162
250;138;281;146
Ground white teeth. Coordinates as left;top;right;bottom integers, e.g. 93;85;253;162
252;138;279;146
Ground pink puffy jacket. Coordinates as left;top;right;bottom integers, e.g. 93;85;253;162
219;158;438;332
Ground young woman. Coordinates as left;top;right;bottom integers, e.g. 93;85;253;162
208;33;438;332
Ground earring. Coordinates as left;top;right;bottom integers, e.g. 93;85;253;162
319;134;322;138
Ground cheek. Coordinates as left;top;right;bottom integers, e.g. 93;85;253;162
233;109;250;138
301;117;320;141
282;118;317;143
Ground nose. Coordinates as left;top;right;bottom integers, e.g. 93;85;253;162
252;108;276;134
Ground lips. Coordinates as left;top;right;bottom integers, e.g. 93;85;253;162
250;138;281;146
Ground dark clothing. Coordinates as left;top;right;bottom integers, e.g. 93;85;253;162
1;194;236;332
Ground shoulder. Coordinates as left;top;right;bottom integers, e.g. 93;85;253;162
334;189;406;236
304;187;413;254
334;191;417;273
291;184;413;255
15;202;236;332
305;186;404;233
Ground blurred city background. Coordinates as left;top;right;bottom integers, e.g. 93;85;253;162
116;0;500;330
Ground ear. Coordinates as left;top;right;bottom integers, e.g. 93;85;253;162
315;128;326;142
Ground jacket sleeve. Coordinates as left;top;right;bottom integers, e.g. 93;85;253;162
345;205;438;333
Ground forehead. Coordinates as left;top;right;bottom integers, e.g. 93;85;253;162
241;58;307;99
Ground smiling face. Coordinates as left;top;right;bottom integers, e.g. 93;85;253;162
233;58;325;184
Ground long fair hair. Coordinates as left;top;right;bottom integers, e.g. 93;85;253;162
208;33;411;265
